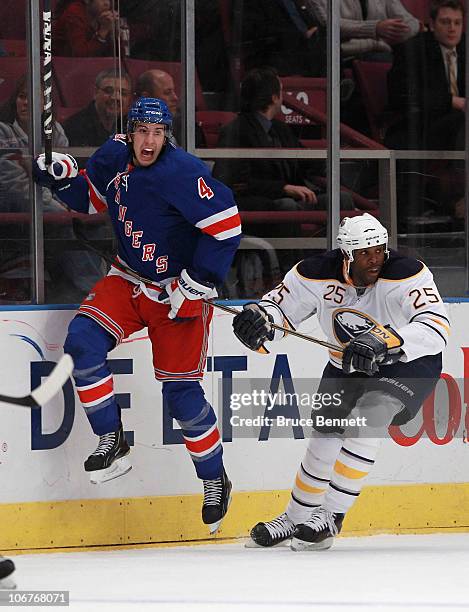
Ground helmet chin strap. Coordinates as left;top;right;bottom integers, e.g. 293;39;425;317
342;256;375;290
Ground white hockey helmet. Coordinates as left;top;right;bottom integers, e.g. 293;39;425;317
336;213;389;263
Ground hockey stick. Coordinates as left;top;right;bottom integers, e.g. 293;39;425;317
42;0;53;166
71;219;343;352
0;354;74;408
206;300;343;352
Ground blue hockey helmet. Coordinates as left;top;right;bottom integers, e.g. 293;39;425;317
127;97;173;134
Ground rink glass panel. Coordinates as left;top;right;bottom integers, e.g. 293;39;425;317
1;1;467;304
0;0;31;304
194;0;331;299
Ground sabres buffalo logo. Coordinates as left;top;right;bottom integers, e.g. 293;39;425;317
333;308;379;345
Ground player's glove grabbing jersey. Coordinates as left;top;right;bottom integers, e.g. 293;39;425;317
259;249;450;369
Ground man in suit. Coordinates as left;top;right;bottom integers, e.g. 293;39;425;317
213;66;324;215
386;0;465;150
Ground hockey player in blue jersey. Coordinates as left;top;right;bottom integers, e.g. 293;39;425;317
33;98;241;532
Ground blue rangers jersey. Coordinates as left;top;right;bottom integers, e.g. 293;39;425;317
54;135;242;286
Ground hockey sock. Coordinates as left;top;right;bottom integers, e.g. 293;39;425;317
322;390;404;513
286;434;343;524
322;437;381;514
64;315;120;435
163;381;223;480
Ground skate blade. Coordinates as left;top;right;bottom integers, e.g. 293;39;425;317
244;537;292;548
290;536;334;551
89;456;132;484
0;577;16;590
208;496;232;535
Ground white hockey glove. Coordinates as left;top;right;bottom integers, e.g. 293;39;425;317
342;324;403;376
158;269;217;321
33;152;78;189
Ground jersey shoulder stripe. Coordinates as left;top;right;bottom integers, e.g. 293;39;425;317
296;249;344;282
379;251;424;281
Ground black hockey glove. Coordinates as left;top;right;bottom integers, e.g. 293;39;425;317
342;324;403;376
33;152;78;189
232;303;275;353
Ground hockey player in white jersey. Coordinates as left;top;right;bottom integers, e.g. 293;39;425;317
233;213;449;550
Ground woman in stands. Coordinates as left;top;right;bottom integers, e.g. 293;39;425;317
0;76;102;303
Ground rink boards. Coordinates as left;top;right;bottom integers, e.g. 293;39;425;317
0;303;468;550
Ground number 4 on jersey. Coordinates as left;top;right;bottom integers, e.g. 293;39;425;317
198;177;214;200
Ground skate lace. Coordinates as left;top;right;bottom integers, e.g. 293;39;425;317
92;432;117;457
303;508;339;536
265;513;294;539
203;477;222;506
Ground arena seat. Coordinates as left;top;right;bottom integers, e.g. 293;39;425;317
0;0;26;39
125;58;207;111
280;77;327;127
0;39;26;57
352;61;393;144
401;0;431;23
56;106;82;126
281;90;385;150
195;111;237;147
0;57;27;105
53;57;128;108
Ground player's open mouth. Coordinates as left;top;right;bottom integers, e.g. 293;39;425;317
141;148;154;158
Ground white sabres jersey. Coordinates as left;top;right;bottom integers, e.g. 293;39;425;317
261;249;450;369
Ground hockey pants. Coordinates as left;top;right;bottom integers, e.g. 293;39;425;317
64;314;223;480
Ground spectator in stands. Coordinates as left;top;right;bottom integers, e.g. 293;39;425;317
63;69;132;146
135;69;206;147
54;0;120;57
0;76;69;212
121;0;232;106
385;1;465;231
385;0;465;150
135;69;179;116
305;0;420;61
0;76;103;302
240;0;326;77
213;66;352;217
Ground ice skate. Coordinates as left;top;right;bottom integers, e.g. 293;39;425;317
246;512;295;548
202;468;232;534
291;507;344;551
84;425;132;484
0;556;16;589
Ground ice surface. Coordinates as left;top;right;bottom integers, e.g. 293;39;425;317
7;533;469;611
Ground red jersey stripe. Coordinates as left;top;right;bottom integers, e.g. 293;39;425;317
201;213;241;237
80;170;107;213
